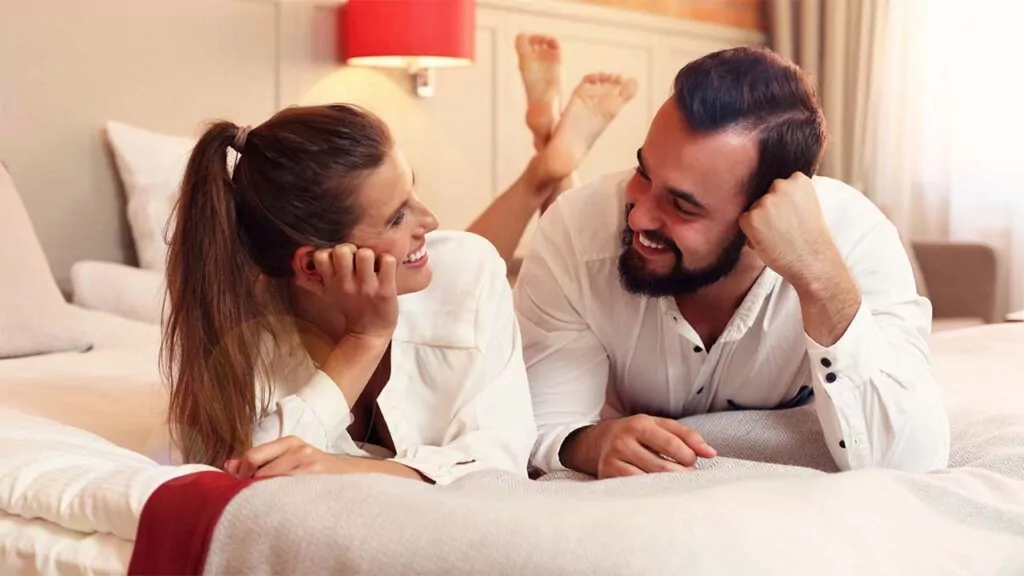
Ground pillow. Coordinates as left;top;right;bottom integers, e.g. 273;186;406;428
105;122;195;271
0;160;92;358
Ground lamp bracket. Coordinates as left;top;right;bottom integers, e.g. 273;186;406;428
411;67;435;98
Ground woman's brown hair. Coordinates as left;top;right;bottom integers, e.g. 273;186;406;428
161;104;392;466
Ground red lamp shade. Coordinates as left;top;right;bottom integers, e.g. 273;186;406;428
340;0;475;70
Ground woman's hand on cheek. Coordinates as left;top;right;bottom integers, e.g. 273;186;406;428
312;244;399;341
226;436;364;478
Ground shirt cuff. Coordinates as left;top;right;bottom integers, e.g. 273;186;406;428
390;446;483;486
804;302;884;468
294;370;354;442
804;301;886;387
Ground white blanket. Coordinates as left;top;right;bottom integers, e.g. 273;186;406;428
203;406;1024;575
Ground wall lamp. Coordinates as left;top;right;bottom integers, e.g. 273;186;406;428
339;0;475;98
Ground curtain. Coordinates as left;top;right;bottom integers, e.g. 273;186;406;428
767;0;889;194
868;0;1024;315
771;0;1024;316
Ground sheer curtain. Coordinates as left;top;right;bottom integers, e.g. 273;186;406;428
869;0;1024;315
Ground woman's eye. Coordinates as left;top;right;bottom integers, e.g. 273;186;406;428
390;209;407;228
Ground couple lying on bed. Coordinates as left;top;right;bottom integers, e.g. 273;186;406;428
162;38;951;485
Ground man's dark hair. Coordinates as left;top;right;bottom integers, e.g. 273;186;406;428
674;46;827;205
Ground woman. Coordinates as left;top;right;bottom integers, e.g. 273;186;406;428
162;35;637;484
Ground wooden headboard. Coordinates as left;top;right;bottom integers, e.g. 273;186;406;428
0;0;763;291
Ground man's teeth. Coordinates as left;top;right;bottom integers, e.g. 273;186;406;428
638;232;667;250
403;246;427;263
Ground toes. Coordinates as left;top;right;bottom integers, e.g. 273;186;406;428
515;33;531;54
619;77;639;99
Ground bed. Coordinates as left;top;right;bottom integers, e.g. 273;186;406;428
2;314;1023;575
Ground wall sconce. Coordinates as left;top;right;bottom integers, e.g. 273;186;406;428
339;0;475;98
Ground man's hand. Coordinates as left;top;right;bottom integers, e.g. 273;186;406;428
738;172;843;292
739;172;861;346
561;415;716;479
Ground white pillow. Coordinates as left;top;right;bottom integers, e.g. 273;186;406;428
71;261;167;325
0;160;92;358
105;122;195;271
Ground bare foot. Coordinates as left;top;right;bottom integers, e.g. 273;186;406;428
539;73;638;184
516;33;562;151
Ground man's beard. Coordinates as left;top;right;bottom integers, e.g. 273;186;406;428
617;205;747;297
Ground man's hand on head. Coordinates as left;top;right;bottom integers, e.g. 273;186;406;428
560;415;717;479
738;172;845;291
738;172;862;346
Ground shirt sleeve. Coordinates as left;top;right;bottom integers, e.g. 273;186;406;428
806;219;950;473
252;370;356;453
389;243;539;485
513;203;611;474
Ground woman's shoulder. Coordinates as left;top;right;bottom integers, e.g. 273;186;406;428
395;231;509;348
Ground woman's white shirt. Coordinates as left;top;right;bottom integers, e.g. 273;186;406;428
251;231;538;485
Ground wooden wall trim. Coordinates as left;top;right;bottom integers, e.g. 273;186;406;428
477;0;765;45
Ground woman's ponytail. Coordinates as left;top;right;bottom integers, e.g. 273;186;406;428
162;122;265;466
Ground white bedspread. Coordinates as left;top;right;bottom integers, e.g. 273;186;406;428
0;307;174;463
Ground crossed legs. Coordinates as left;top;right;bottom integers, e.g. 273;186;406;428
467;34;638;265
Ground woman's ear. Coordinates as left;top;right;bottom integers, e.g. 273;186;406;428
291;246;321;286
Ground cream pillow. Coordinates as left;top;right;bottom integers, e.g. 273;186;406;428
105;121;195;271
0;160;91;358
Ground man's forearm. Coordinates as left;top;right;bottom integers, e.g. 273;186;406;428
793;249;862;347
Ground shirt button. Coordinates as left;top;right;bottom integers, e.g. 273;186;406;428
820;358;832;368
839;440;846;449
825;372;837;383
693;346;703;353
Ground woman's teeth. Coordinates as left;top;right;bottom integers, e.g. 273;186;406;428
404;246;427;263
638;232;667;250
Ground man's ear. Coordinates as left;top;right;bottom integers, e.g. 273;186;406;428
291;246;321;285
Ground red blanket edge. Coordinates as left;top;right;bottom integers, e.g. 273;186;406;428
127;470;265;575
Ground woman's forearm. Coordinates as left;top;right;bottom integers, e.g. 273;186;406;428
352;457;431;483
319;334;390;409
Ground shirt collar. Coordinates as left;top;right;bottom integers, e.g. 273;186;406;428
658;266;781;343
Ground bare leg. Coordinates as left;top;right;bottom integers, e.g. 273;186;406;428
516;33;570;210
468;72;638;265
538;73;638;183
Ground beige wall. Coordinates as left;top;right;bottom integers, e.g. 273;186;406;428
0;0;762;289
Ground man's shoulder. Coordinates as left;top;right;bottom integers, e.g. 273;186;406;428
811;175;892;250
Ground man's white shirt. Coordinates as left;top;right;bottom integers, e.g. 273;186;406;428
514;170;950;474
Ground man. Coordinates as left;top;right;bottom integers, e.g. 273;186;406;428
513;46;949;479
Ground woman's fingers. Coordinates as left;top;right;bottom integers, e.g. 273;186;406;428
253;450;307;478
236;436;304;478
354;248;378;293
377;254;397;295
332;244;356;292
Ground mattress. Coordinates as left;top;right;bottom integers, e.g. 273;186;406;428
0;409;213;576
0;307;174;464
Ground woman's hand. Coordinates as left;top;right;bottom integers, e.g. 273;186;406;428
224;436;427;482
311;244;398;340
225;436;362;478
